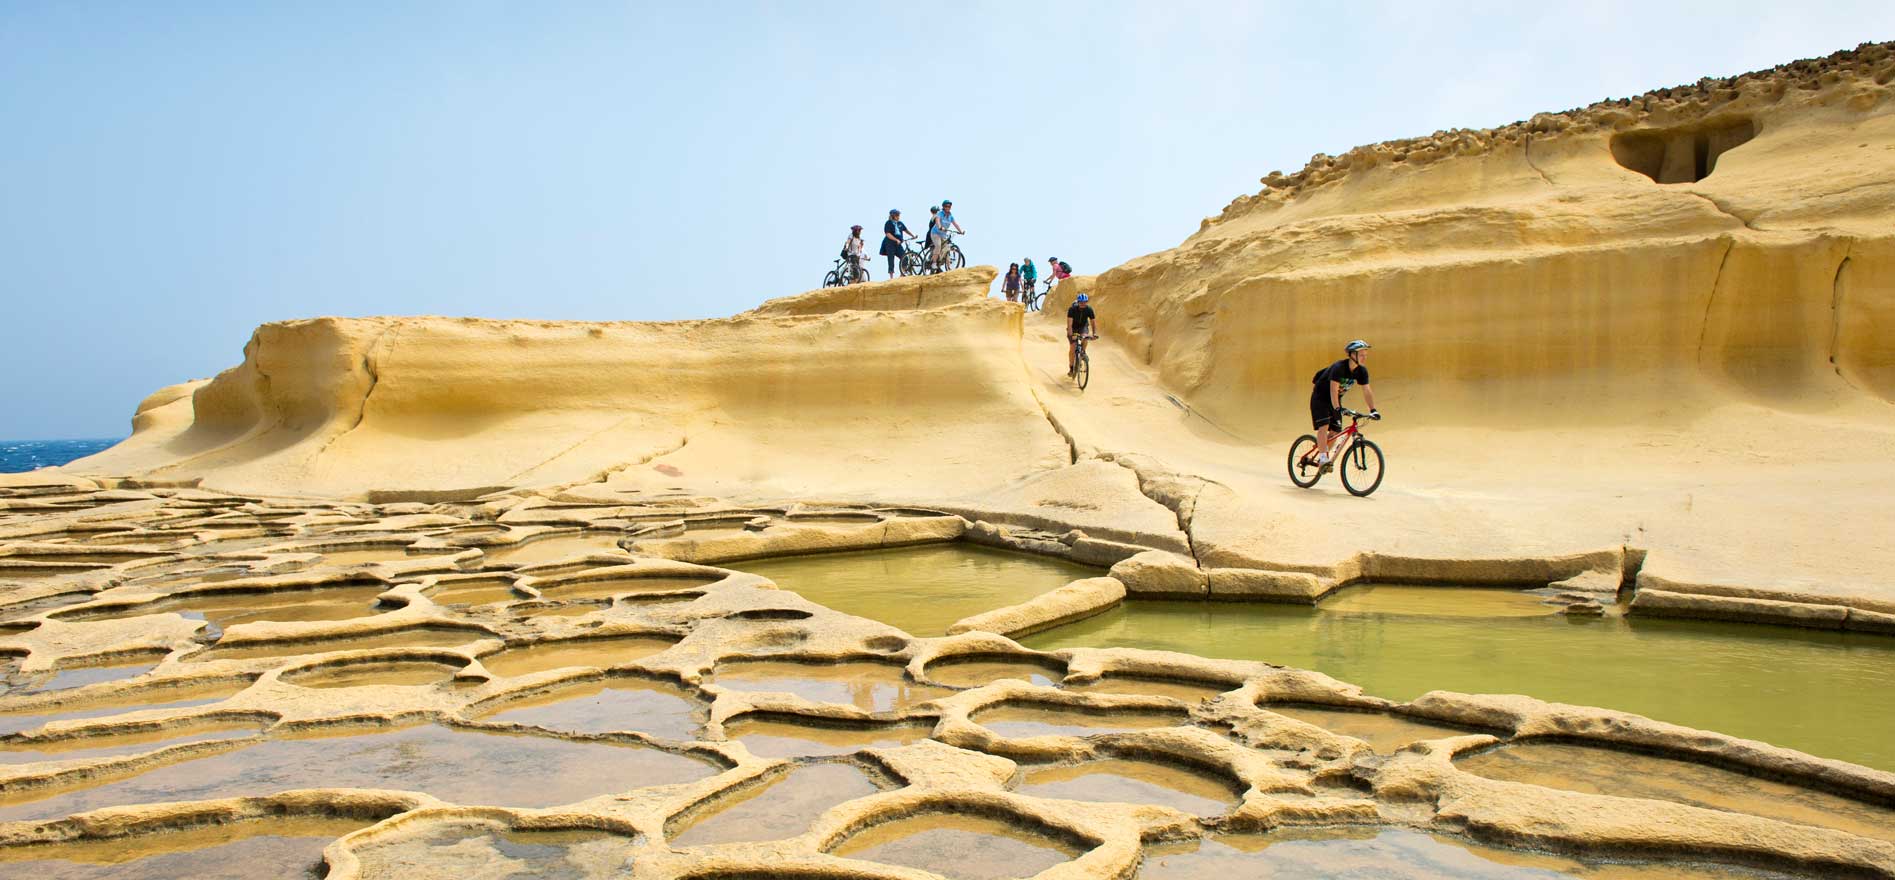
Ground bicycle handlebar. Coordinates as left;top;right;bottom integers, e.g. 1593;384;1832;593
1340;408;1382;420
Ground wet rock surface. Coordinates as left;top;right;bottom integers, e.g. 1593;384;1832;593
0;484;1890;879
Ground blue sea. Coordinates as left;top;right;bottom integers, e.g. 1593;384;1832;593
0;439;119;474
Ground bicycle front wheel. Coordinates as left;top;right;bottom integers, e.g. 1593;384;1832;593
1341;438;1385;497
948;244;966;270
1075;350;1090;390
1287;435;1322;488
823;270;842;289
901;253;922;277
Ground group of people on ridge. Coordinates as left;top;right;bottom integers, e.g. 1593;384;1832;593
841;201;965;282
1001;258;1071;302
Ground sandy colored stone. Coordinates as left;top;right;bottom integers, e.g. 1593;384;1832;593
1110;549;1207;597
1206;567;1329;603
1630;587;1850;628
946;576;1126;638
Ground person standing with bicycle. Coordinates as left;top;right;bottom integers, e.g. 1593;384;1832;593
931;200;964;273
880;210;912;281
1066;293;1097;378
1308;340;1380;472
1021;258;1038;294
842;225;868;284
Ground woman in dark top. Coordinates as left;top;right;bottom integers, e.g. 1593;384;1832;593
880;209;912;280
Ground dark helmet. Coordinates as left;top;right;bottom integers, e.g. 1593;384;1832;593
889;208;900;216
851;224;863;232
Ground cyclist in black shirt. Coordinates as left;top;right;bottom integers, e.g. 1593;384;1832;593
1309;340;1380;471
1066;293;1097;377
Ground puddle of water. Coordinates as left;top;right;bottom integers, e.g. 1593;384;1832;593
0;592;93;621
482;533;628;565
425;579;524;607
536;577;719;601
513;601;609;618
833;812;1083;880
1266;704;1483;753
0;681;250;736
1137;827;1798;879
712;660;953;712
305;545;455;567
3;552;156;565
974;704;1188;739
1017;758;1239;816
61;584;392;628
9;657;164;693
352;824;637;879
0;562;107;577
482;676;700;740
0;719;263;765
1068;676;1230;702
726;717;931;758
284;660;461;689
733;544;1098;637
481;636;677;677
672;763;880;846
1458;741;1895;843
926;656;1066;689
1022;592;1895;770
0;817;365;880
0;723;717;821
1319;585;1560;618
189;627;493;663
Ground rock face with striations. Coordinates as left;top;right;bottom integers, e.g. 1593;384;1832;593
1049;43;1895;427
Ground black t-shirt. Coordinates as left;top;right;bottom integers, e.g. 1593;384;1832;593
880;219;908;255
1312;358;1369;406
1067;303;1096;332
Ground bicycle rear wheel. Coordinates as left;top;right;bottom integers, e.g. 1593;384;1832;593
1075;349;1090;390
1287;435;1322;488
822;270;842;288
1341;438;1385;497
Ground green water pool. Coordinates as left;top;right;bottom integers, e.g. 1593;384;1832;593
1023;585;1895;770
734;544;1098;637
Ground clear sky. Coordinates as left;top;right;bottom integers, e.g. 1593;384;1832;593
2;2;1889;440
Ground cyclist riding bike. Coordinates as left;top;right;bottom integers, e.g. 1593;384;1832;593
1021;258;1038;293
1308;340;1380;472
1066;293;1097;377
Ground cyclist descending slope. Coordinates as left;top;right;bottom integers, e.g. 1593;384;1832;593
1308;340;1380;471
1066;293;1097;378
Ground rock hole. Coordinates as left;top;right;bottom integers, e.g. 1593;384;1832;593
1610;118;1757;183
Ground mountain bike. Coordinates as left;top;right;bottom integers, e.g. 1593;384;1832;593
1288;408;1384;496
900;241;927;277
1021;279;1045;311
926;232;966;274
1068;332;1095;390
823;256;870;288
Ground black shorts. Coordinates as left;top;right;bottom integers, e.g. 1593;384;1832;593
1311;400;1341;431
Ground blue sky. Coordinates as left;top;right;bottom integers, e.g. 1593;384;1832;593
2;2;1889;439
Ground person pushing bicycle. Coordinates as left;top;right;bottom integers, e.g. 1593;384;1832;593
1307;340;1380;472
1066;293;1097;377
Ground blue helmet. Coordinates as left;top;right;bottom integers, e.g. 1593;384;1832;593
1076;294;1089;303
889;208;899;215
942;200;953;207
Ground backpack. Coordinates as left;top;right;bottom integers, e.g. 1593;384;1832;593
1058;260;1073;274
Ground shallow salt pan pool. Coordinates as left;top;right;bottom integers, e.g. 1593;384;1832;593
1023;585;1895;770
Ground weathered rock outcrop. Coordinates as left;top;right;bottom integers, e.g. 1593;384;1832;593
74;271;1064;500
